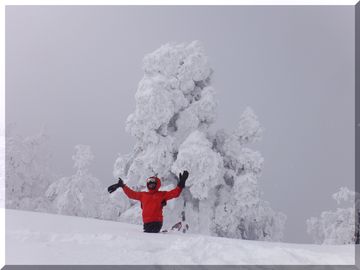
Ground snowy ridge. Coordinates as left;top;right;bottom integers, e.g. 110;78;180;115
6;210;354;265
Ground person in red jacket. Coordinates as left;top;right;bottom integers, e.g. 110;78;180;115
107;170;189;233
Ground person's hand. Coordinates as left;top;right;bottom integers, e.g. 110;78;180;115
107;183;119;194
117;178;125;187
177;170;189;188
180;170;189;181
107;178;125;193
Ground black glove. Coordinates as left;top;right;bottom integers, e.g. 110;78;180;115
177;170;189;188
107;178;125;194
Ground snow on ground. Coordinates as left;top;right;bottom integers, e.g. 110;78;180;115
6;209;354;265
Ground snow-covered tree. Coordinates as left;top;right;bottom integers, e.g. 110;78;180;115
234;106;263;145
46;145;127;220
114;41;286;240
210;109;285;241
6;124;53;212
72;144;94;176
172;130;224;200
332;187;355;205
306;187;355;245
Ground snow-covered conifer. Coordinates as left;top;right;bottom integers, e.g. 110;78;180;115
6;124;53;211
47;145;126;220
306;187;355;245
114;41;286;240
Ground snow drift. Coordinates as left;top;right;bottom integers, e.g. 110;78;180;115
6;209;354;265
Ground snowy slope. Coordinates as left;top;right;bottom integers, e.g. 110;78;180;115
6;209;354;265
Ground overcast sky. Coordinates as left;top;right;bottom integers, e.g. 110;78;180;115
6;5;354;243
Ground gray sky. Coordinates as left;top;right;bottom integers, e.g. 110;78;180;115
6;5;354;243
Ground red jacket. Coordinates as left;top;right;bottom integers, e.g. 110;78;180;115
122;177;182;223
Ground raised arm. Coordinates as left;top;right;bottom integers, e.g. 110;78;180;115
164;170;189;201
108;178;142;201
164;186;182;200
122;185;142;201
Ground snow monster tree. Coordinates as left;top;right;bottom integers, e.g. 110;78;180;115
46;145;126;221
114;41;286;241
6;125;54;212
307;187;356;245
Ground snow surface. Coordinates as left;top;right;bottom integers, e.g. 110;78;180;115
6;209;354;265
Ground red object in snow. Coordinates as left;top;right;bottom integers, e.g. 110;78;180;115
122;177;182;223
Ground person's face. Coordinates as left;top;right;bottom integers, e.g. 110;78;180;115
147;178;157;190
